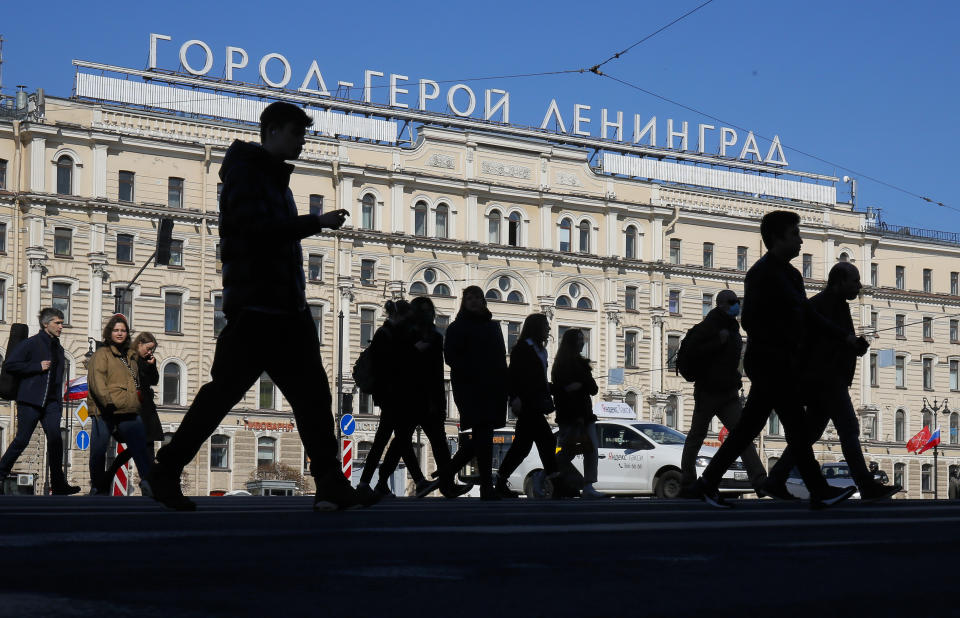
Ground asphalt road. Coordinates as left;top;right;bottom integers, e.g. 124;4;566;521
0;495;957;617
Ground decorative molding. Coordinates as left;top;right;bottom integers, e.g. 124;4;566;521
556;172;582;187
426;153;455;169
481;160;531;180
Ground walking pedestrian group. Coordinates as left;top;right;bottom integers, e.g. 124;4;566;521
0;102;901;512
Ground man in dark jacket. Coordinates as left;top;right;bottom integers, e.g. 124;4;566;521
151;101;357;511
692;210;859;509
0;308;80;495
764;263;900;501
679;290;766;494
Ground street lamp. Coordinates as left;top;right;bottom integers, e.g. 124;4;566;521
921;397;950;499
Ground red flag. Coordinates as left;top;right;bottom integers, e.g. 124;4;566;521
718;426;729;444
917;428;941;455
906;427;931;453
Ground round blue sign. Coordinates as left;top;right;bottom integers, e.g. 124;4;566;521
339;414;355;436
76;430;90;451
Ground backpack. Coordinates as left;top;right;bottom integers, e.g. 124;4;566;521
0;324;29;400
352;344;377;394
674;324;705;383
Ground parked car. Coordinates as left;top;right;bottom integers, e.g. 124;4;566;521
784;462;860;500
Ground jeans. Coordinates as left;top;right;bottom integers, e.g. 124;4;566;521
701;378;829;497
156;309;338;479
90;414;153;490
680;387;766;487
0;401;67;486
769;386;872;488
556;420;599;484
497;414;558;484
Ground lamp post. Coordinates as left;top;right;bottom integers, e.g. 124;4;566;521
921;397;950;499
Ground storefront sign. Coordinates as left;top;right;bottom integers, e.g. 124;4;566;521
244;420;295;432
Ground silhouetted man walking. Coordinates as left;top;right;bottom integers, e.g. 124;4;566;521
691;210;858;509
762;262;900;501
150;102;358;511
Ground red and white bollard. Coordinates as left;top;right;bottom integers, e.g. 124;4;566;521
113;442;129;496
341;438;352;481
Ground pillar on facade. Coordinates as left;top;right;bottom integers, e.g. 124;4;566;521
646;392;670;425
88;259;107;339
24;248;47;335
604;303;620;385
29;136;46;192
649;313;664;394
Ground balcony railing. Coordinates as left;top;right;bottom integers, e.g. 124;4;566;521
866;221;960;247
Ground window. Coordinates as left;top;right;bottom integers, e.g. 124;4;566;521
361;194;375;230
894;463;905;489
52;282;71;324
952;272;959;296
360;308;376;348
410;281;428;295
213;294;226;337
922;464;932;492
169;240;183;267
117;234;134;263
667;334;681;370
310;304;322;335
576;297;593;310
870;263;878;287
895;266;905;290
487;210;501;244
895;314;905;338
506;290;522;302
923;269;932;293
869;353;878;387
168;177;184;208
625;226;637;259
56;155;73;195
625;286;637;311
435;203;449;239
702;243;714;268
119;171;135;202
737;246;748;271
506;321;521;352
0;222;6;253
413;201;428;236
215;243;222;273
669;238;681;265
952;360;959;391
507;212;520;247
702;293;713;317
360;259;375;285
210;435;229;470
436;284;453;298
308;254;323;282
624;392;638;416
895;355;905;388
309;194;324;216
358;391;374;415
625;331;638;368
923;317;933;341
53;227;72;257
558;326;591;357
768;412;780;436
162;363;181;405
559;217;572;252
664;395;678;429
952;320;959;343
895;410;906;442
356;441;373;467
923;357;934;390
164;292;182;333
870;312;878;335
257;437;277;469
259;372;276;410
951;413;959;445
668;290;681;315
802;254;812;279
0;159;6;190
923;408;933;430
555;295;571;307
114;288;132;321
578;220;590;253
485;289;502;301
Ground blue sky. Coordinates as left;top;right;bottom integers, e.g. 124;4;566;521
3;0;957;232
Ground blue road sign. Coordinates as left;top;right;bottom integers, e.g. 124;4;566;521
76;430;90;451
340;414;355;436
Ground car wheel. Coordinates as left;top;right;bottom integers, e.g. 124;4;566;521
655;470;683;499
523;470;554;500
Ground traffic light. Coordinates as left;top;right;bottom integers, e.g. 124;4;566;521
341;392;354;413
155;218;174;266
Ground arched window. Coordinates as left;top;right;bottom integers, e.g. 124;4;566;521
922;464;933;492
555;295;571;308
259;372;276;410
433;283;451;297
485;289;502;301
162;363;181;406
559;218;572;252
625;225;637;259
410;281;428;295
361;194;375;230
257;437;277;469
414;201;428;236
56;155;73;195
488;210;501;244
435;203;449;239
625;392;638;417
665;395;678;428
508;212;521;247
951;412;959;445
507;291;524;303
895;409;906;442
576;297;593;310
578;220;590;253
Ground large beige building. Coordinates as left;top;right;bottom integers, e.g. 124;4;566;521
0;61;958;499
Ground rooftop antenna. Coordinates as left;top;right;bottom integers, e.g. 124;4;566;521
0;35;5;94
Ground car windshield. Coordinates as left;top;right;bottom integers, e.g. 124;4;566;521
823;464;852;479
633;424;687;445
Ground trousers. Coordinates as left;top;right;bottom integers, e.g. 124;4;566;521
0;401;67;486
497;413;558;484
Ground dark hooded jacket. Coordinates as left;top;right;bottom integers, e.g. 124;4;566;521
444;308;508;430
4;330;66;408
218;140;327;317
551;356;599;425
801;289;859;388
684;306;743;393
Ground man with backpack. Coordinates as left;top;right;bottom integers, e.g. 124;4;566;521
677;290;767;496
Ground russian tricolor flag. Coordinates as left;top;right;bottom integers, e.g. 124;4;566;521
65;376;88;401
917;428;942;455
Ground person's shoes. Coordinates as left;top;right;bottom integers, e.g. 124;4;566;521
810;485;857;510
693;479;732;509
51;483;82;496
859;481;902;502
138;480;154;498
581;485;610;500
757;478;800;501
314;471;363;511
415;478;441;498
480;485;501;501
440;482;473;499
495;482;521;498
356;483;380;506
149;463;196;512
373;483;395;500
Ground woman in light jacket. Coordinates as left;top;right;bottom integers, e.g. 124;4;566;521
87;314;153;495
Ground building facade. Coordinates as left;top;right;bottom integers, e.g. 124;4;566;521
0;75;958;498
